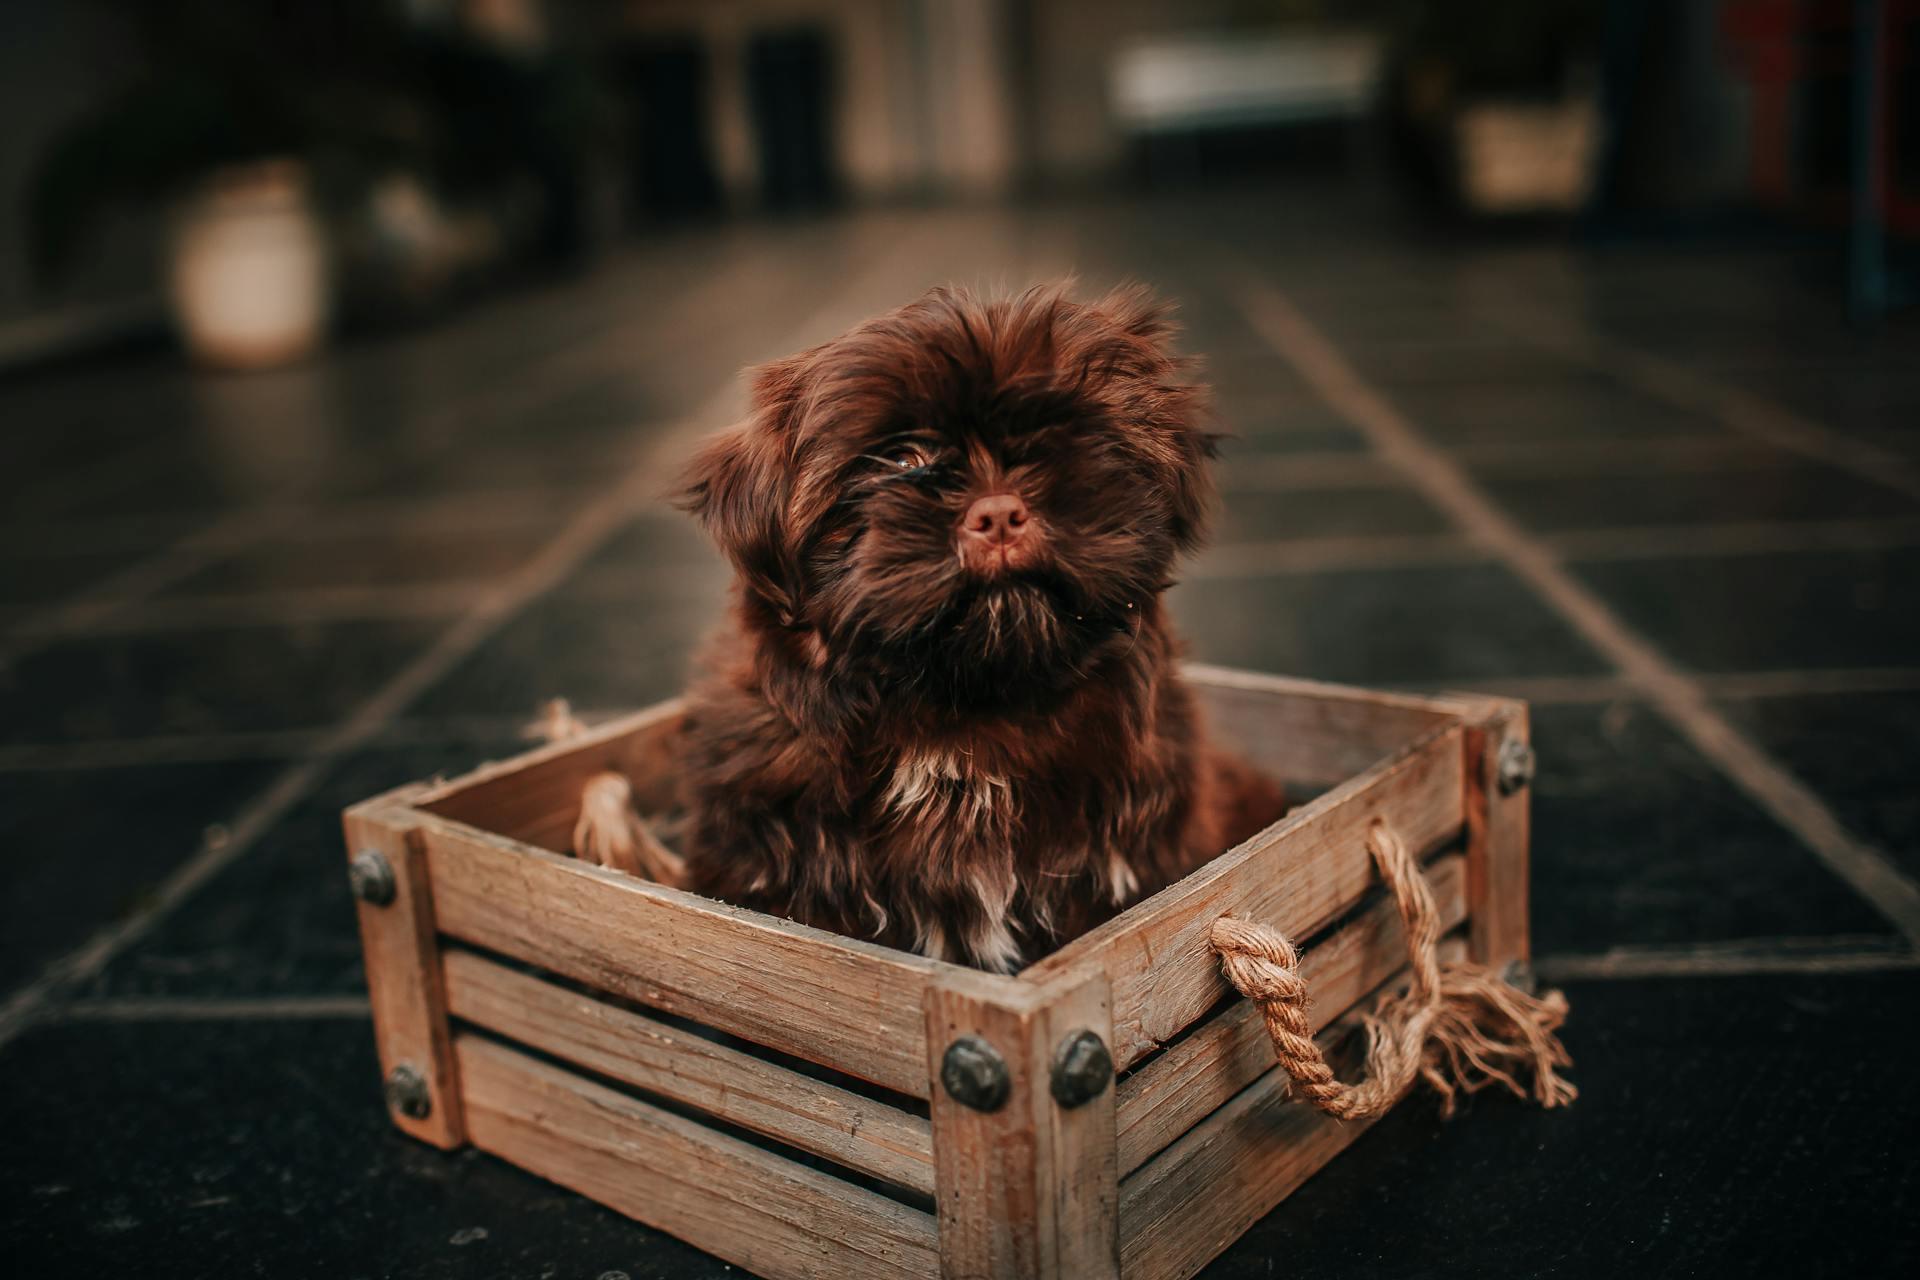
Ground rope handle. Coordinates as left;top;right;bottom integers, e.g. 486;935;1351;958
1209;819;1575;1119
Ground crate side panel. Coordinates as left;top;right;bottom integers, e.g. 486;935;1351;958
422;818;940;1097
1186;664;1466;788
458;1034;940;1280
417;699;685;851
924;972;1120;1280
443;948;935;1195
1032;726;1467;1070
342;805;464;1148
1114;856;1468;1176
1463;700;1532;971
1117;1007;1406;1280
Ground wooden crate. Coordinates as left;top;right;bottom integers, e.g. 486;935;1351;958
343;665;1532;1280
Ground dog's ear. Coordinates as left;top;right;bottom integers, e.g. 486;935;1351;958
675;354;810;622
1092;286;1219;551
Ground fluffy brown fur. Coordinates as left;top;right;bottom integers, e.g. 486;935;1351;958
673;282;1286;972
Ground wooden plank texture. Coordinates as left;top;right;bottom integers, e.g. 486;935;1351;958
1460;696;1532;971
1186;664;1466;787
458;1033;940;1280
420;814;968;1096
1026;725;1467;1070
342;799;464;1148
924;972;1120;1279
417;699;685;852
1115;967;1455;1280
442;947;935;1195
1114;856;1468;1176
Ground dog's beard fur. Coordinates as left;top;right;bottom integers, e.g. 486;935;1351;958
672;282;1286;970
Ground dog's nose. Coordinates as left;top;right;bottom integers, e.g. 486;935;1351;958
961;493;1030;546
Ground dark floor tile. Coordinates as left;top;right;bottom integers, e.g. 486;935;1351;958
90;741;523;999
0;1018;729;1279
1390;381;1722;447
405;584;724;721
1480;463;1919;533
1527;702;1894;953
1217;417;1372;456
1346;340;1595;386
1200;351;1315;400
0;619;444;745
0;549;144;609
0;759;288;992
1170;563;1610;685
1716;691;1920;882
566;511;727;579
317;437;643;505
1212;484;1453;544
164;522;565;598
27;445;288;528
1206;973;1920;1277
1572;547;1920;672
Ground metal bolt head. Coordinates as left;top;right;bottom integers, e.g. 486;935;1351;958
940;1036;1010;1112
385;1064;432;1119
1049;1029;1113;1109
349;850;397;906
1496;737;1536;795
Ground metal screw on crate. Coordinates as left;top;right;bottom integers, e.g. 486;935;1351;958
1049;1030;1113;1109
385;1064;432;1119
1496;737;1536;795
941;1036;1011;1112
348;850;397;906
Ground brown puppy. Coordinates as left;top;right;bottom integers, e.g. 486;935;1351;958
673;283;1286;971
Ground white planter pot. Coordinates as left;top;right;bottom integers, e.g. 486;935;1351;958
167;160;329;370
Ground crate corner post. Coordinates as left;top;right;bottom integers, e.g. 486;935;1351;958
1461;696;1532;976
342;797;466;1150
923;968;1120;1280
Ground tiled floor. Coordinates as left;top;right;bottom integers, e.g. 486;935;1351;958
3;186;1917;1277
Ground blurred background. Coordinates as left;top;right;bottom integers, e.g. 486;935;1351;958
2;1;1918;1277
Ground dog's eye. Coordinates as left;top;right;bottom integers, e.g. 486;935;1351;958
883;442;933;471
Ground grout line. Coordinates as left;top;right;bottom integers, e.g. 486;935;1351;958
1443;434;1805;474
0;223;946;1053
1190;516;1920;582
0;240;772;659
19;511;1915;638
55;994;373;1022
0;728;330;771
1189;533;1486;578
20;583;501;634
1219;432;1818;486
1548;516;1920;562
1480;301;1920;500
1235;274;1920;949
1535;936;1919;981
1405;665;1920;707
11;664;1918;773
1214;453;1403;491
0;507;292;666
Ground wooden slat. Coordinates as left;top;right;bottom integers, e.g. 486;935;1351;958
417;699;685;852
1117;1010;1396;1280
1114;856;1469;1176
1186;664;1467;787
1459;696;1532;971
1115;947;1463;1280
443;948;935;1195
342;797;464;1148
457;1034;939;1280
418;813;967;1097
924;971;1120;1279
1025;724;1467;1070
